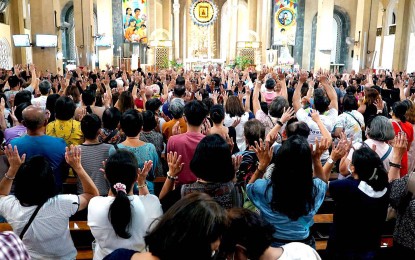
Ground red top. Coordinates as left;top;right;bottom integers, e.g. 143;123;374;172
392;121;414;177
167;131;205;185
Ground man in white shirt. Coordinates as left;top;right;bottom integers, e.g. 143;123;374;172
31;80;51;110
293;73;338;162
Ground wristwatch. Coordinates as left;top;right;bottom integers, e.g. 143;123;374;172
327;157;335;164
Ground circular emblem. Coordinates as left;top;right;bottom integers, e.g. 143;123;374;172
276;7;295;28
190;0;218;26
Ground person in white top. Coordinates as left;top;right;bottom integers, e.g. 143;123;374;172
223;94;250;151
0;145;99;260
339;116;396;181
88;149;162;260
219;208;321;260
31;80;51;110
293;73;338;162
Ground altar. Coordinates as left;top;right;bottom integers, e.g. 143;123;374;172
183;58;226;71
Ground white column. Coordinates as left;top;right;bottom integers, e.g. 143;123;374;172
173;0;180;59
228;0;239;61
314;0;334;70
97;0;113;69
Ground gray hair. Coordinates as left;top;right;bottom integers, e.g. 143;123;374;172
39;80;51;95
269;96;289;118
169;98;185;119
367;116;395;141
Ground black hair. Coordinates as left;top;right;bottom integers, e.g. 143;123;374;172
352;147;388;191
7;76;20;89
270;135;316;220
190;134;234;183
106;150;138;239
202;98;214;112
219;208;275;259
260;102;269;115
145;98;163;113
184;100;208;127
142;110;157;132
286;120;310;138
46;94;60;122
265;78;276;90
126;7;131;14
210;104;225;124
15;102;31;123
103;107;121;130
39;81;51;95
343;93;358;112
244;119;265;147
109;80;118;89
134;8;141;12
120;109;143;137
82;89;96;114
81;114;101;140
392;101;408;122
313;89;330;114
14;90;32;107
14;156;58;206
173;85;186;97
55;96;76;120
145;193;228;260
176;76;185;86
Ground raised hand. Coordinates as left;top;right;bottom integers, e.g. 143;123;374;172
252;139;273;171
5;145;25;172
167;151;184;177
232;154;243;173
137;160;153;185
65;145;82;170
311;137;329;161
280;107;295;124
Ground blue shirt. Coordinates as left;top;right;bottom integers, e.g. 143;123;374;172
247;178;327;240
11;135;67;188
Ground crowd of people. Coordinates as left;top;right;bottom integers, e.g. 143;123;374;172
0;63;414;259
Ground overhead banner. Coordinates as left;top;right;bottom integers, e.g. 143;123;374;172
190;0;218;27
274;0;298;46
123;0;148;42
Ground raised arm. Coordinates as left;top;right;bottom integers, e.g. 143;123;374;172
248;139;273;184
65;145;99;211
0;146;25;197
320;75;338;111
293;72;307;112
389;133;407;182
311;138;330;182
277;70;288;100
159;152;184;200
311;110;332;146
253;72;266;115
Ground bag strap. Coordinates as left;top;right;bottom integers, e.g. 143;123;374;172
113;143;119;150
392;121;403;132
103;130;118;143
345;112;362;128
20;203;44;239
380;146;392;162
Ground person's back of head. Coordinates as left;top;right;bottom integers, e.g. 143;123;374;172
265;78;276;90
55;96;76;121
145;193;227;260
342;93;358;112
219;208;275;260
22;105;47;131
102;107;121;130
202;97;214;112
109;80;118;89
142;110;157;132
271;135;315;220
145;98;162;113
82;89;96;114
39;80;51;96
46;94;61;122
105;150;139;239
190;134;234;183
15;156;58;206
169;98;185;120
14;90;32;107
210;104;225;124
366;116;395;142
392;101;409;122
120;109;143;137
286;119;310;138
175;76;185;86
15;102;31;124
313;88;330;114
184;100;208;127
173;85;186;98
225;96;244;118
244;119;265;147
7;76;20;89
118;91;135;113
351;147;388;192
269;96;289;118
81;114;101;140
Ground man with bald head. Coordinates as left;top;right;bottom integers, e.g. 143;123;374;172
10;105;67;189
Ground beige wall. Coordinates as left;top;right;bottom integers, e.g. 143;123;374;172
0;23;13;68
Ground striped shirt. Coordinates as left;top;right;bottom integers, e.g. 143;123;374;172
78;143;112;195
0;231;30;260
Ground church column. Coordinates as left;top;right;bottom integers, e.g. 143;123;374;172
247;0;257;32
314;0;334;70
228;0;239;62
260;0;272;64
97;0;113;69
173;0;180;59
73;0;94;67
9;0;26;65
392;0;408;70
29;0;62;73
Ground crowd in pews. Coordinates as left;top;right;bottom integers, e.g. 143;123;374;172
0;64;414;259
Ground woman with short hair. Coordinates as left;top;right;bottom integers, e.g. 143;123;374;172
223;95;250;151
